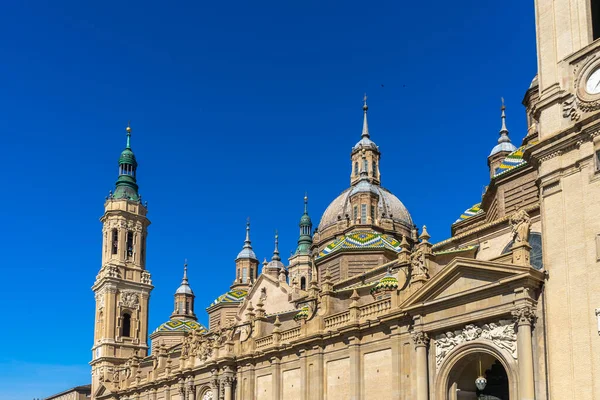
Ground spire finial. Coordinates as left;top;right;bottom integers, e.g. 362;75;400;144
183;259;189;282
245;217;251;244
126;121;132;149
272;230;281;261
361;94;370;138
304;192;308;214
499;98;510;142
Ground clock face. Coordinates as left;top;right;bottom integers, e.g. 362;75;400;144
586;68;600;94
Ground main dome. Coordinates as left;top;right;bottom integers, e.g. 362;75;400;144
318;185;413;232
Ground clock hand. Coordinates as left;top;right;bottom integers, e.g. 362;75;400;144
594;79;600;92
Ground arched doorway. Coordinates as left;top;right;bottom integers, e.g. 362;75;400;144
446;352;509;400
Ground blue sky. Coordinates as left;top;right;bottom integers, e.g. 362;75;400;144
0;1;536;398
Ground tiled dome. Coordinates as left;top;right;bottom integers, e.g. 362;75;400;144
318;187;413;232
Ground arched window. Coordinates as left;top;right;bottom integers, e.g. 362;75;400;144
300;276;307;290
502;232;543;270
363;159;368;172
242;268;248;283
354;162;358;175
372;161;377;177
112;229;118;255
122;313;131;337
126;231;134;259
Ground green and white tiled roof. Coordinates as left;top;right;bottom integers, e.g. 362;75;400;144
493;140;538;178
155;318;207;333
317;230;402;259
211;289;248;306
454;203;483;224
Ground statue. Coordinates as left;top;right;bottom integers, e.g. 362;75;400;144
410;249;429;280
510;209;531;244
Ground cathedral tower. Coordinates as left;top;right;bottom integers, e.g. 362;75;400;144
531;1;600;399
232;220;259;288
91;125;153;395
288;195;313;289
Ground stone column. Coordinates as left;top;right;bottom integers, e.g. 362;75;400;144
210;373;220;400
299;349;308;400
512;306;536;400
389;325;402;398
411;331;430;400
271;356;281;400
223;376;234;400
178;379;186;400
187;379;196;400
311;345;324;400
164;385;171;400
348;336;361;400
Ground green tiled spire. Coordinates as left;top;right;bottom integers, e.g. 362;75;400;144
295;195;313;255
113;123;140;201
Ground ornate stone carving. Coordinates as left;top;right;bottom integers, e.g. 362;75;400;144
121;291;140;308
562;95;580;121
202;391;213;400
512;306;536;326
434;320;517;368
410;331;430;348
510;209;531;244
141;271;152;285
410;249;429;280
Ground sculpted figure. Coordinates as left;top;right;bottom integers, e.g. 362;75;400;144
410;249;429;280
510;209;531;244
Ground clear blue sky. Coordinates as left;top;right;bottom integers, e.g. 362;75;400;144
0;1;536;398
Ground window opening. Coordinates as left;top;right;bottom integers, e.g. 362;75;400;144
593;0;600;40
361;204;367;222
122;313;131;337
112;229;118;255
126;231;134;259
300;276;307;290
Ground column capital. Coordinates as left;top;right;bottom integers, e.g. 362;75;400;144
222;375;235;387
410;330;430;348
512;305;536;326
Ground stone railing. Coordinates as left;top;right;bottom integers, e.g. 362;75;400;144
280;327;302;342
359;298;391;320
256;335;274;349
324;311;350;329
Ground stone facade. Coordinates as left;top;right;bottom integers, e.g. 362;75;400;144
89;2;600;399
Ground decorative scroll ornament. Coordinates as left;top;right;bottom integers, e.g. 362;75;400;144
434;320;517;368
562;95;580;121
121;291;140;308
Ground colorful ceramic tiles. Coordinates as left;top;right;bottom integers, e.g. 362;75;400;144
454;203;483;223
156;319;207;332
317;230;402;259
493;140;538;178
212;289;248;306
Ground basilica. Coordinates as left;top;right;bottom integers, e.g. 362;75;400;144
90;1;600;399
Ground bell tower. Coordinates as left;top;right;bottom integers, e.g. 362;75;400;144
531;1;600;399
91;124;153;396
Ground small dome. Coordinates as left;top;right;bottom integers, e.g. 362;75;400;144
119;148;137;166
236;247;257;260
154;318;206;333
370;273;399;296
318;187;413;232
489;142;517;156
266;259;284;270
176;283;194;295
293;306;310;321
353;137;379;152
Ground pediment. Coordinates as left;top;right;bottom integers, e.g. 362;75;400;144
401;258;540;309
237;274;293;318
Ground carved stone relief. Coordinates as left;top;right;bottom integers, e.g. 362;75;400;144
121;291;140;308
434;320;517;368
